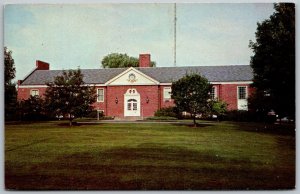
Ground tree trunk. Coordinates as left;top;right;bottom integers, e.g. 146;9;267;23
193;114;197;127
69;114;73;126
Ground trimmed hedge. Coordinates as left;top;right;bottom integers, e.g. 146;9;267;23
146;116;177;120
154;107;177;118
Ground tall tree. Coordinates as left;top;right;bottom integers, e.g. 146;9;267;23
44;69;97;126
101;53;156;68
4;47;17;120
249;3;295;119
172;74;212;126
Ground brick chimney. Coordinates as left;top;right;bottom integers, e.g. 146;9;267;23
17;80;23;86
36;60;50;70
139;54;151;68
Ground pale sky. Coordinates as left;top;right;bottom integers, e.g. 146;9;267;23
4;3;275;81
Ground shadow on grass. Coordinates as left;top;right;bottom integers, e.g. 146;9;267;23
56;122;105;127
5;144;295;190
234;122;295;136
172;123;213;128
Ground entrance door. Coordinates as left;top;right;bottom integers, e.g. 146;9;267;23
237;86;248;110
124;88;140;117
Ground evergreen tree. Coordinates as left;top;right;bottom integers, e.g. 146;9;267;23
4;47;17;120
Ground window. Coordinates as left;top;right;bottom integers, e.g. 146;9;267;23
238;86;247;99
127;99;137;111
211;86;217;99
133;103;137;110
163;87;172;100
97;88;104;102
30;89;39;97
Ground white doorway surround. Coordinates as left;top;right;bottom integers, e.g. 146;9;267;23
237;86;248;110
124;88;140;117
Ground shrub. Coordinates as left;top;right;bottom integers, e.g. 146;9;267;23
146;116;177;120
154;107;177;117
224;110;257;122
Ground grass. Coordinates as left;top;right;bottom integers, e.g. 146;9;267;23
5;121;295;190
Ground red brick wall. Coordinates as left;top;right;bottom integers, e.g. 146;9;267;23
92;87;107;113
106;85;160;118
17;83;254;117
160;85;175;108
36;60;50;70
218;84;253;110
139;54;151;68
17;87;47;100
159;84;253;111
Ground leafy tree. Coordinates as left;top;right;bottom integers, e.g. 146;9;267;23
4;47;17;120
44;69;97;126
249;3;295;119
17;96;46;120
101;53;156;68
171;74;212;126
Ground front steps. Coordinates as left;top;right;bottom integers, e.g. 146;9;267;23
114;116;145;121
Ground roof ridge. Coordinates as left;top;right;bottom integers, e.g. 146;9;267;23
35;65;250;71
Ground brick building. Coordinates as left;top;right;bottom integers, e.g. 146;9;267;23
17;54;254;119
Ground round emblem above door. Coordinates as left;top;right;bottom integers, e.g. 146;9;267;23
128;73;137;82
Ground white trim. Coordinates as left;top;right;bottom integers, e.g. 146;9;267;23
124;88;141;117
211;86;217;99
160;81;252;85
19;81;252;88
89;84;105;86
211;81;252;85
19;83;104;88
105;67;160;85
19;85;48;88
163;87;172;100
97;88;105;102
159;83;172;86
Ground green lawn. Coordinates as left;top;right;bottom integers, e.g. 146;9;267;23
5;121;295;190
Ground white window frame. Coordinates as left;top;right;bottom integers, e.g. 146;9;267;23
237;86;247;100
30;89;39;97
211;86;217;99
163;87;172;100
97;88;104;102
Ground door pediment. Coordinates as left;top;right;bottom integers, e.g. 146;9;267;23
105;67;159;86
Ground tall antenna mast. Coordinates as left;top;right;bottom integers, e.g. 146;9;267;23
174;3;177;67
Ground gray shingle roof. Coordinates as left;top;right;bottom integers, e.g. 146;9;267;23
20;65;253;85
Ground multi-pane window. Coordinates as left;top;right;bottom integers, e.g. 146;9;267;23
97;88;104;102
133;102;137;110
211;86;217;99
163;87;172;99
127;102;131;110
30;89;39;97
127;99;137;111
238;86;247;99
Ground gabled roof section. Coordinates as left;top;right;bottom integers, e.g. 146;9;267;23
21;68;126;85
105;67;160;85
20;65;253;85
